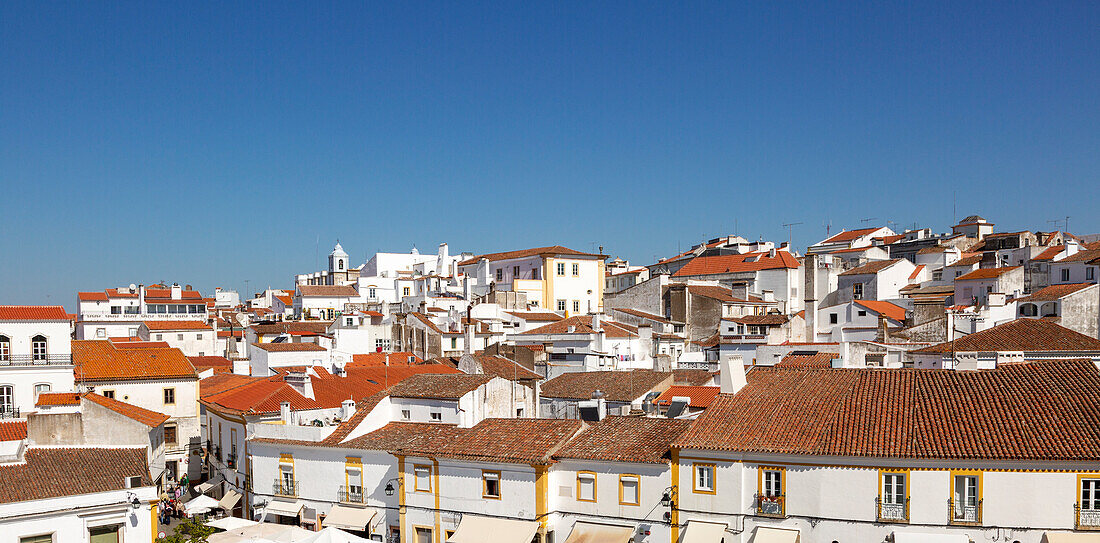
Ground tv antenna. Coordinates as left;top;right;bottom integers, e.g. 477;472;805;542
1048;216;1070;233
782;222;803;247
860;217;879;225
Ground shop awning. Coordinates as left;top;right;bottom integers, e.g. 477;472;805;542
561;522;635;543
446;515;539;543
265;499;305;518
194;478;220;494
322;504;379;532
218;489;242;511
752;527;800;543
205;516;258;531
681;521;728;543
1042;534;1100;543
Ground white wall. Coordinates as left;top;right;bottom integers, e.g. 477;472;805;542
0;487;158;543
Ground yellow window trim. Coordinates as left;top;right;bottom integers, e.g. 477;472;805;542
693;462;717;495
1077;473;1100;530
618;474;640;506
877;468;911;522
948;469;983;525
576;471;597;502
482;470;502;500
413;464;433;493
757;465;786;497
345;456;362;466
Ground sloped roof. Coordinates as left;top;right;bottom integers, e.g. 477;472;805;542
349;352;423;367
672;252;799;277
142;320;212;331
1057;249;1100;263
187;356;233;374
838;259;902;276
820;227;883;244
672;369;716;386
726;314;790;326
0;421;27;441
777;352;839;368
1032;246;1065;262
674;359;1100;461
521;316;637;339
470;354;541;381
853;300;908;322
540;370;673;402
951;254;984;267
0;306;70;320
911;318;1100;354
504;311;565;323
385;373;494;400
1015;283;1096;303
377;418;585;464
651;386;721;408
0;447;152;503
458;246;603;266
685;285;765;304
83;393;170;427
35;392;82;407
554;416;692;464
955;266;1021;281
297;284;358;297
611;308;676;324
251;342;326;352
251;322;333;335
73;340;197;382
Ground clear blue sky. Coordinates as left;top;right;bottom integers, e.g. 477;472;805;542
2;1;1098;308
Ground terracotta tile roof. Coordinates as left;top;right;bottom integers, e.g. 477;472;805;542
349;352;423;367
912;318;1100;354
250;342;326;352
35;392;82;407
318;390;394;445
83;392;170;427
555;416;692;463
274;295;293;305
0;306;70;320
217;329;244;338
0;447;152;503
685;285;765;304
540;370;673;402
0;420;27;441
1057;249;1100;263
877;234;907;245
673;369;716;386
251;321;333;335
828;247;878;254
360;418;585;464
385;373;494;400
110;338;171;348
727;314;790;326
78;291;109;302
297;284;358;297
1032;246;1064;262
73;340;197;382
777;352;839;368
853;300;908;322
1016;283;1096;302
908;264;926;280
521;316;637;338
457;246;604;266
188;355;233;373
838;259;902;276
504;311;566;322
142;320;212;330
820;227;882;244
471;354;541;381
955;266;1021;281
672;252;799;277
917;246;949;254
652;386;721;408
142;288;203;301
611;308;675;324
674;359;1100;461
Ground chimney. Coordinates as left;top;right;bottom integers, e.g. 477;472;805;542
341;399;356;420
719;355;747;395
138;284;145;310
780;242;789;250
578;390;608;422
464;305;474;355
762;290;775;303
438;243;449;276
185;284;193;291
280;401;292;424
171;283;182;300
876;314;889;342
284;371;314;400
591;313;602;332
769;248;777;258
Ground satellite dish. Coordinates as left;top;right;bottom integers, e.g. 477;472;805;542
235;313;250;328
129;283;137;293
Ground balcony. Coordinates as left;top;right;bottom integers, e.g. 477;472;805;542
227;452;237;470
876;497;910;523
338;485;364;503
756;494;785;517
0;407;20;420
274;479;299;497
0;354;72;367
1076;505;1100;530
948;499;982;525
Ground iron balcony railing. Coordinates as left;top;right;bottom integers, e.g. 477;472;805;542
948;498;982;525
756;494;786;517
274;479;299;497
876;496;910;522
0;407;20;419
338;485;364;503
227;453;237;469
0;354;72;366
1076;504;1100;530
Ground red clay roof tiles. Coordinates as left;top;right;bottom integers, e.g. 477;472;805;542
0;447;152;503
911;319;1100;354
0;306;70;320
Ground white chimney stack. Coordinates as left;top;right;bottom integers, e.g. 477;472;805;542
341;399;356;420
719;355;747;395
280;401;292;424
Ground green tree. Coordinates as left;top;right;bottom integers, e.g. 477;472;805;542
156;517;215;543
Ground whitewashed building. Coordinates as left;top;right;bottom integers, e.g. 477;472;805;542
0;306;75;417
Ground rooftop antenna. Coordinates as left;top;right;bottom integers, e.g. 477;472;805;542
1048;216;1070;233
823;220;832;237
860;217;879;225
781;222;803;247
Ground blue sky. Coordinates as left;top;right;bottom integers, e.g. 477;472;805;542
2;2;1098;307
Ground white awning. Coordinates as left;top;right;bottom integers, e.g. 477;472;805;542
194;478;220;494
561;522;635;543
322;504;379;531
205;516;258;531
446;515;540;543
681;521;728;543
1042;534;1100;543
265;499;305;518
218;489;242;511
752;527;800;543
184;494;220;516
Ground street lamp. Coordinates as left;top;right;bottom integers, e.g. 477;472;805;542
384;478;402;497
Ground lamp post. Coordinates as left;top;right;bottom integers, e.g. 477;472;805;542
660;486;677;522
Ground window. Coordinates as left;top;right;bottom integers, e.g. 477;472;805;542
557;299;567;312
933;271;943;281
31;335;47;361
415;527;433;543
1081;477;1100;525
879;471;908;521
830;313;838;324
1063;269;1071;282
155;334;163;341
96;328;106;338
33;383;50;399
196;333;202;340
450;338;458;350
19;535;54;543
619;475;639;505
0;385;13;415
414;465;432;492
338;260;344;270
429;411;442;422
483;470;501;499
857;310;867;317
762;469;783;497
163;388;175;405
102;390;114;399
496;268;503;281
177;333;184;341
368;287;377;299
951;472;981;524
513;266;520;278
345;317;354;327
1021;303;1038;317
852;283;864;300
0;336;8;361
346;464;363;501
88;526;118;543
693;463;715;494
376;338;392;351
572;300;580;312
556;263;566;276
572;263;579;276
1088;268;1096;281
577;472;596;502
401;409;411;420
164;423;178;446
403;287;411;296
532;268;539;280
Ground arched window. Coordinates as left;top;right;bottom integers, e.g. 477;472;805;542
0;336;9;362
338;259;344;271
0;385;13;415
31;335;47;362
1020;303;1038;317
33;383;50;400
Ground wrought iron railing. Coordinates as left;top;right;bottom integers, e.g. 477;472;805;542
1076;504;1100;530
948;498;982;525
0;407;20;419
756;494;785;517
0;354;72;366
274;479;299;497
876;496;910;522
227;453;237;469
339;485;364;503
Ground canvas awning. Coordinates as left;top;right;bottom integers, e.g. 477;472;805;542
681;521;728;543
446;515;539;543
194;478;221;494
184;494;220;515
218;489;242;511
561;522;635;543
322;504;379;532
205;516;258;531
752;527;800;543
265;499;305;518
1042;534;1100;543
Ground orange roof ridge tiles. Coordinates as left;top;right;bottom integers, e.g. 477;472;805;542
673;359;1100;461
955;266;1021;281
685;285;765;304
777;352;839;368
35;392;82;407
672;252;800;277
0;448;152;503
73;340;197;382
1015;283;1096;302
385;373;495;400
852;300;908;322
520;315;638;338
838;259;902;276
142;320;213;330
250;342;326;352
820;227;883;244
554;416;692;464
83;392;170;427
0;306;70;320
457;246;604;266
1031;246;1064;261
651;386;721;408
540;370;673;402
0;420;27;441
911;319;1100;354
504;311;565;322
298;284;358;297
908;264;926;280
